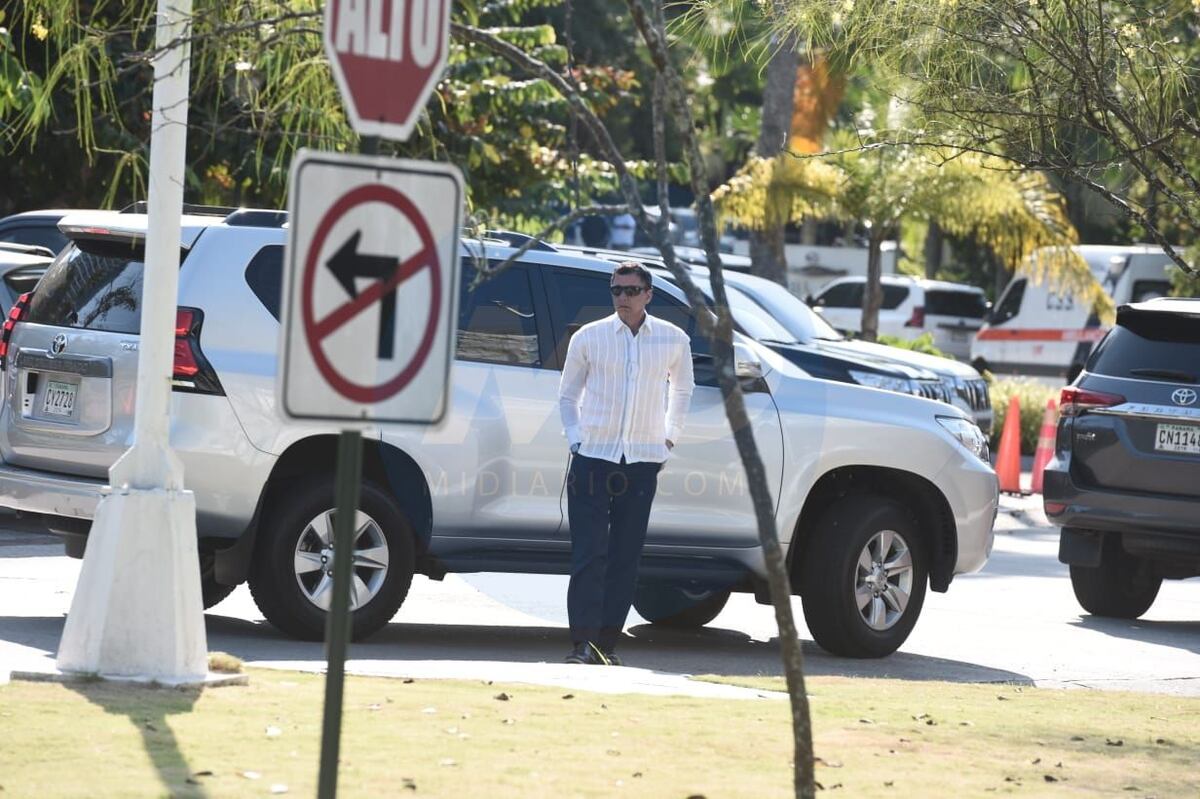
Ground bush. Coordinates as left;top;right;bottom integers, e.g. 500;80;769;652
876;332;948;358
989;378;1062;455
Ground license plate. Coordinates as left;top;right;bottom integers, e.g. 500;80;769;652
42;380;77;417
950;330;968;342
1155;423;1200;455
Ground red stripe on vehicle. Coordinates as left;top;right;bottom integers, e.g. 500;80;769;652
975;327;1107;343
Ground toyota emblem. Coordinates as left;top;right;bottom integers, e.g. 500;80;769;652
49;334;67;357
1172;388;1198;406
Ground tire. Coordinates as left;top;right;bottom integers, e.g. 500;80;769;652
633;582;730;628
200;552;237;610
1069;542;1160;619
800;494;928;658
248;476;416;641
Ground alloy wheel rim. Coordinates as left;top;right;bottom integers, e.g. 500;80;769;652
293;509;390;611
853;529;914;631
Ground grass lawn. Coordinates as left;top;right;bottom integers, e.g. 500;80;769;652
0;668;1196;797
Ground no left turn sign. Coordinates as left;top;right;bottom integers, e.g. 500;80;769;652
280;150;463;424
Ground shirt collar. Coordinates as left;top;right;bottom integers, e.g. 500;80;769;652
610;312;653;335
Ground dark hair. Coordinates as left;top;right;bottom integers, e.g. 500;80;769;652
613;261;652;289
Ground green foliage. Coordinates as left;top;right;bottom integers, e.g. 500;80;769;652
772;0;1200;279
1;0;649;222
1169;264;1200;298
876;333;946;358
989;378;1061;455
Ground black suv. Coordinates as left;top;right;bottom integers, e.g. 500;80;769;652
1045;298;1200;618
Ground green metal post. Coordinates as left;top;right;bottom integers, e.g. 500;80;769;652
317;429;363;799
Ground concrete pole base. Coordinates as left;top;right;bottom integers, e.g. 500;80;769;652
56;487;208;681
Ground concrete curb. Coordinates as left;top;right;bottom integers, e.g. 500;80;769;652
5;666;248;689
251;659;787;700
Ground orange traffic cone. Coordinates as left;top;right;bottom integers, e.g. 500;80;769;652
1030;398;1059;494
995;395;1024;495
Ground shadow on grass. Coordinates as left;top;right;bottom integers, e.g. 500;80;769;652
65;678;208;798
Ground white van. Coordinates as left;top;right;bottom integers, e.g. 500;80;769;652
970;245;1178;383
809;275;990;360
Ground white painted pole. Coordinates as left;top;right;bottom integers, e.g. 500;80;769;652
57;0;208;682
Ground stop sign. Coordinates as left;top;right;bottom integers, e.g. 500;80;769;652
324;0;451;141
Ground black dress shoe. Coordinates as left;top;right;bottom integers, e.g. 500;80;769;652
565;641;611;665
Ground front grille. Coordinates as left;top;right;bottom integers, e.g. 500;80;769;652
957;378;991;412
916;380;953;404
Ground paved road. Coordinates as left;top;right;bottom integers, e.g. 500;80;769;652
1;497;1197;695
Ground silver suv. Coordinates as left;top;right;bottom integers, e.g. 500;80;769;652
0;209;997;658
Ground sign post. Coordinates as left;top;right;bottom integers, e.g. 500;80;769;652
282;151;462;799
304;4;457;790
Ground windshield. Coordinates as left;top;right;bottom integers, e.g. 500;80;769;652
729;276;843;342
694;279;799;343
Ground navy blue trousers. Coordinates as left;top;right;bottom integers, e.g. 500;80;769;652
566;454;662;650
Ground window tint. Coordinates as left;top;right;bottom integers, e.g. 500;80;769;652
1131;280;1171;303
651;294;718;387
1087;312;1200;381
545;269;618;347
0;224;70;255
244;245;283;320
880;285;910;310
925;289;988;318
814;282;862;308
990;278;1026;326
545;268;716;386
25;239;150;334
457;262;541;367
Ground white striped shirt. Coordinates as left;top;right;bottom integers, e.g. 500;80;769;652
558;312;695;464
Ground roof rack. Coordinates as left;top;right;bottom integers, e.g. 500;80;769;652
225;209;288;228
120;201;239;217
0;241;56;259
482;230;556;251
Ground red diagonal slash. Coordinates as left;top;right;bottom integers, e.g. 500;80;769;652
313;244;435;340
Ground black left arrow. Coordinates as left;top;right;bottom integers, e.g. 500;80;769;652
326;230;398;360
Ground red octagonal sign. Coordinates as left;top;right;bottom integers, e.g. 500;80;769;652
324;0;451;141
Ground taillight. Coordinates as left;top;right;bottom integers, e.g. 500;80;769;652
905;306;925;327
172;307;223;394
0;292;34;370
1060;386;1124;417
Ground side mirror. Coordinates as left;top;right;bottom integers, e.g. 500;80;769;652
733;342;763;379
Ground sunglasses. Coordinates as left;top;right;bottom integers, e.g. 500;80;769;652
610;285;649;297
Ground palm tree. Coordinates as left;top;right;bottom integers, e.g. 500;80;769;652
714;127;1109;340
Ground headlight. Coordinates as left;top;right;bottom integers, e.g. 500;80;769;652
848;370;915;395
937;415;990;463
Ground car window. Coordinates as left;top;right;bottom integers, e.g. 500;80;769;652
244;245;284;320
457;262;541;367
651;293;718;388
1131;280;1171;303
925;289;988;318
880;285;910;310
545;267;716;386
990;278;1026;326
1086;311;1200;381
813;282;861;308
0;224;69;255
24;239;152;334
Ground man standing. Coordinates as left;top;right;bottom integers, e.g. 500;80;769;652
558;262;695;665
